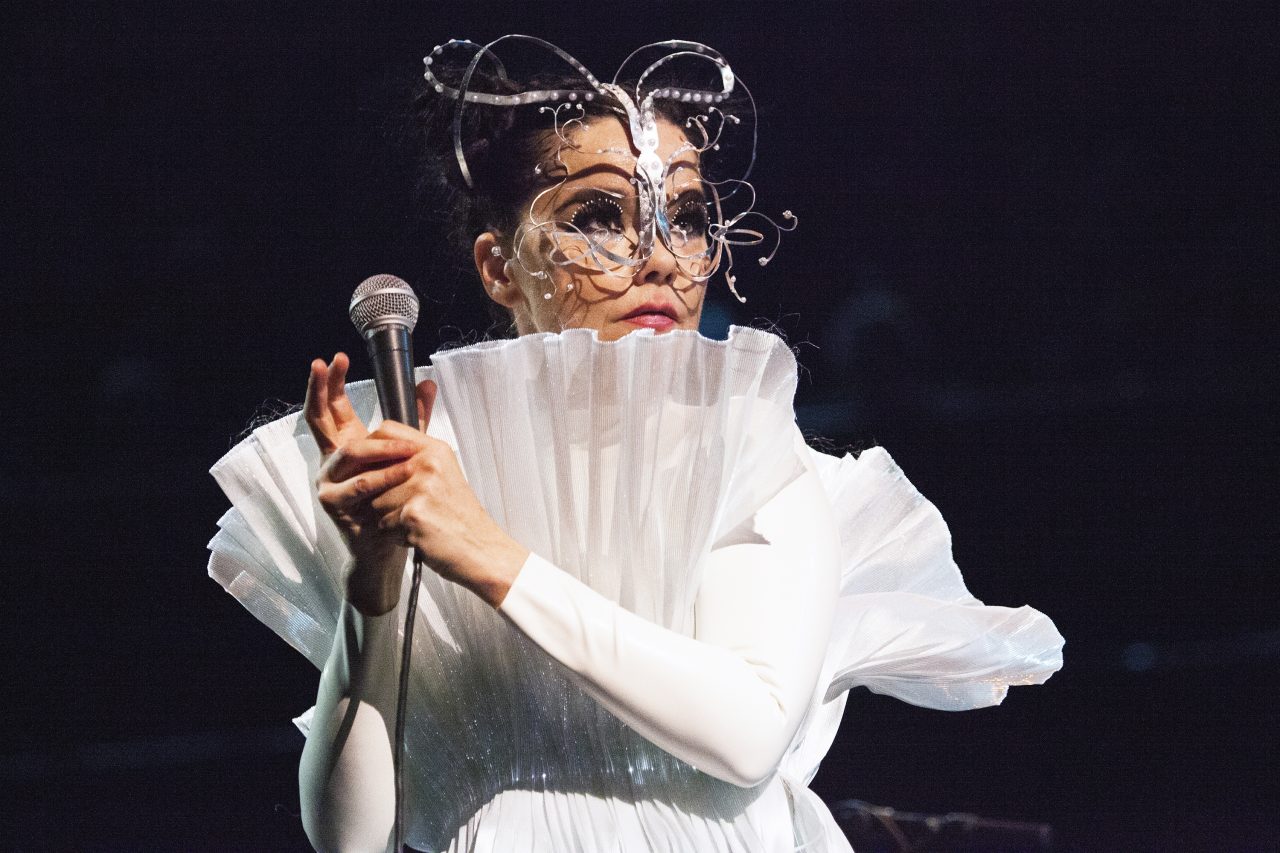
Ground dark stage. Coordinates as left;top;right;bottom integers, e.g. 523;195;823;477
5;2;1276;850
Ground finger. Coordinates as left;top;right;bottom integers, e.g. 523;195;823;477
322;352;352;420
328;439;419;482
375;505;406;535
415;379;438;434
327;352;349;397
304;359;339;454
319;460;414;512
369;476;423;519
369;419;431;443
325;353;349;407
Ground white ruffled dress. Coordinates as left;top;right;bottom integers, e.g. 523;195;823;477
207;326;1063;852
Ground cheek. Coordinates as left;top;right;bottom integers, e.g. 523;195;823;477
547;272;624;331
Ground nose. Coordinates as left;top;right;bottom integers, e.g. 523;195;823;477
635;233;679;288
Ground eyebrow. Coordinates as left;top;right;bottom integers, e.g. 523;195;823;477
559;162;636;186
668;186;708;207
559;154;703;186
548;159;708;215
552;185;624;218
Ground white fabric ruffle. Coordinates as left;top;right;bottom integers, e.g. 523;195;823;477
207;326;1062;852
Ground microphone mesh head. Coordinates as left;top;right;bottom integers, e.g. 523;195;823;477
349;274;419;335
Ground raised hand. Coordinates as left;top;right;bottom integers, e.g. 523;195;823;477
303;352;437;614
365;419;529;608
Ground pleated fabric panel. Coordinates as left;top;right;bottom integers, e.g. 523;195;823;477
210;327;817;851
206;326;1062;851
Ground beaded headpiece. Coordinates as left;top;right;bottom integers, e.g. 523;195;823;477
423;35;795;302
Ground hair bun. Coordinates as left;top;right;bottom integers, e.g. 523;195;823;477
414;64;527;193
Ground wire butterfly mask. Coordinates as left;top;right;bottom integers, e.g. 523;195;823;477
424;35;795;302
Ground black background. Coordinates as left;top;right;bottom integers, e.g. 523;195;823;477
5;2;1276;851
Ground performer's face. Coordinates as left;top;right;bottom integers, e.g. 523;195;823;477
480;116;710;342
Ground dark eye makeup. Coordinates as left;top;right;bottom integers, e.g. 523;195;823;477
568;195;625;237
669;199;710;236
559;186;712;248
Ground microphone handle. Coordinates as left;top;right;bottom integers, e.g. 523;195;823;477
365;324;420;429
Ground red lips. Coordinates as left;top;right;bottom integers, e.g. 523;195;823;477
620;301;678;321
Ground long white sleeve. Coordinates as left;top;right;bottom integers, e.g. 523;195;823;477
498;462;841;788
297;599;400;853
289;461;837;850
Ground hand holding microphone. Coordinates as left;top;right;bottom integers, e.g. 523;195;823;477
303;276;525;614
302;275;431;613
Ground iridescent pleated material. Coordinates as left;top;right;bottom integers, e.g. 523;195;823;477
208;326;1062;851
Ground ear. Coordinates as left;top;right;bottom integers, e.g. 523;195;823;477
474;232;521;309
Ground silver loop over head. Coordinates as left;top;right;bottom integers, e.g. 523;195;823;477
423;36;738;191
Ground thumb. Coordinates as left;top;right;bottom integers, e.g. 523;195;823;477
415;378;438;433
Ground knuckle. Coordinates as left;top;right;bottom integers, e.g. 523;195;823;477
402;498;426;525
428;439;456;465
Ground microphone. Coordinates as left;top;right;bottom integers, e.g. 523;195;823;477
348;274;420;429
348;274;422;852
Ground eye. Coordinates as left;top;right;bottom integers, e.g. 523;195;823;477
568;196;625;239
668;199;710;245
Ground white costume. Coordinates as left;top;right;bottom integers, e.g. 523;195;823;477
207;326;1063;852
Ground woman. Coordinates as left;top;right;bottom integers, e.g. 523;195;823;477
207;37;1063;852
